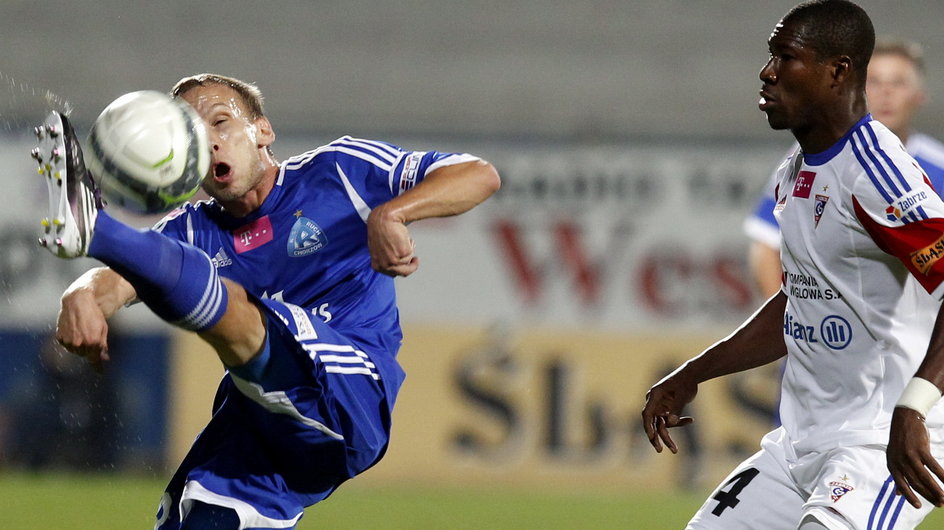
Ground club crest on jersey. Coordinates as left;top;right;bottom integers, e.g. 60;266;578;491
793;171;816;198
885;205;903;222
287;212;328;257
829;476;854;502
814;194;829;227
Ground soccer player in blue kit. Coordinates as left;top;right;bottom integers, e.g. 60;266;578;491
42;74;500;528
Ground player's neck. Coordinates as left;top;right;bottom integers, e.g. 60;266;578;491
219;164;279;218
794;112;868;155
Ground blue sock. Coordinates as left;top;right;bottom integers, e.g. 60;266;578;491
88;211;228;331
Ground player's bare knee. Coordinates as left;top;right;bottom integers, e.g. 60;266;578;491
198;279;267;368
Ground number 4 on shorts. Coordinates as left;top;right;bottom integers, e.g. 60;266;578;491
711;468;760;516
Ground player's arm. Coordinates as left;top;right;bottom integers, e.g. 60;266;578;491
850;169;944;509
888;300;944;509
56;266;137;371
642;291;788;454
367;159;500;276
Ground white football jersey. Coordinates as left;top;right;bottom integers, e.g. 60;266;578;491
774;115;944;455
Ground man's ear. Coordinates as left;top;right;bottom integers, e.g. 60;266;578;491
254;116;275;148
832;56;853;84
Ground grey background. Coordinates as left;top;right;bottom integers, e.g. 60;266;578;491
4;1;944;143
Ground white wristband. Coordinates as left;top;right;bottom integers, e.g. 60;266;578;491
896;377;943;417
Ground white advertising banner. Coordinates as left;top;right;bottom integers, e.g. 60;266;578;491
384;139;787;332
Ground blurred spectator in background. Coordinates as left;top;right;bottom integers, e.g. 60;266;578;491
744;37;944;299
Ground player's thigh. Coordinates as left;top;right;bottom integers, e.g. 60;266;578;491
804;444;940;530
687;447;805;530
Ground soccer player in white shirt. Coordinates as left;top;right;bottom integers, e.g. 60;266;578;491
642;1;944;528
745;37;944;299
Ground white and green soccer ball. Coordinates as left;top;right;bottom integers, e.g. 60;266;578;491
87;90;210;214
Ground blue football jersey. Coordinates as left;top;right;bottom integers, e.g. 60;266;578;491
154;136;477;400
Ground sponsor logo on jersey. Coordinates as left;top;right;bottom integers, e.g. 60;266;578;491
820;315;852;349
814;194;829;227
287;212;328;257
910;234;944;275
233;215;274;254
399;152;423;193
211;247;233;268
792;171;816;198
897;190;928;213
786;272;842;300
783;312;852;349
829;475;854;502
885;205;902;222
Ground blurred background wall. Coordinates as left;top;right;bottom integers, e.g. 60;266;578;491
1;0;941;491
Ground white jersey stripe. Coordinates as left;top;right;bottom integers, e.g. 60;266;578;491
335;136;398;164
338;135;400;157
303;343;357;353
329;146;392;171
317;354;376;368
335;164;372;222
325;366;381;379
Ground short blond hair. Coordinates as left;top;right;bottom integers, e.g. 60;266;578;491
171;73;267;119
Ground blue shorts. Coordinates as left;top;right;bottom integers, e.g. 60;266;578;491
155;298;404;529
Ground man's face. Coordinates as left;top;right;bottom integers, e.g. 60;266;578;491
866;53;926;137
179;84;269;202
758;18;834;131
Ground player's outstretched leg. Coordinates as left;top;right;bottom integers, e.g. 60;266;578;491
33;110;229;333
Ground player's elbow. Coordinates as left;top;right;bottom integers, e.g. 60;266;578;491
476;160;502;199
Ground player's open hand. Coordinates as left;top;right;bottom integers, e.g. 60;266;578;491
642;371;698;454
366;205;419;277
887;407;944;509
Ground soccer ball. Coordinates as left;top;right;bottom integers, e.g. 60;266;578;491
86;90;210;214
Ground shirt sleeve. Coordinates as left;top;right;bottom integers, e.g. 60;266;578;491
851;153;944;298
327;136;481;208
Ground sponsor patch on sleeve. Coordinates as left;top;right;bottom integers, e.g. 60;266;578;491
398;152;424;194
910;234;944;275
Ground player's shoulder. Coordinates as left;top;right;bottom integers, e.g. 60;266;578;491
845;119;916;169
283;136;405;173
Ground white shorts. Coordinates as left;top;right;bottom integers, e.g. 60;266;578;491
686;427;941;530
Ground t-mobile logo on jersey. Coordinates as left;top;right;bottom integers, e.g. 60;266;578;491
233;216;274;254
792;171;817;199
